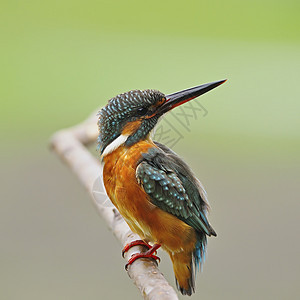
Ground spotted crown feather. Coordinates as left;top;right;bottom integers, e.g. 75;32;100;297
98;89;165;154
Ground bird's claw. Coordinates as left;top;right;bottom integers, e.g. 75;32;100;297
125;253;161;270
122;240;152;258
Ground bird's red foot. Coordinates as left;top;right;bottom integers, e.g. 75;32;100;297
122;240;152;258
125;244;161;270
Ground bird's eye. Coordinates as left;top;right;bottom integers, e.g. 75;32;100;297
136;107;148;116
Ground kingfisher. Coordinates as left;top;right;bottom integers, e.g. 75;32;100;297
97;80;226;295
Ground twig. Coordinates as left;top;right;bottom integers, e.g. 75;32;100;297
50;112;179;300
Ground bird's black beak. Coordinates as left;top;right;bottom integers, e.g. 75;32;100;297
158;79;227;115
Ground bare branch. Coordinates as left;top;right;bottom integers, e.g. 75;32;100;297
50;112;178;300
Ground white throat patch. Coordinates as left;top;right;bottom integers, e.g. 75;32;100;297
101;134;129;158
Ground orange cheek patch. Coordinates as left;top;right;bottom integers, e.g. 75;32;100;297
156;97;166;106
122;120;142;135
145;97;166;119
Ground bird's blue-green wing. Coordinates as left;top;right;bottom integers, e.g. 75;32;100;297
136;144;216;237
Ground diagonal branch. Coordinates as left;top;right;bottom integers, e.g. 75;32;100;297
49;112;178;300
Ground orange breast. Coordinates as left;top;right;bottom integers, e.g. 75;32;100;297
102;140;196;253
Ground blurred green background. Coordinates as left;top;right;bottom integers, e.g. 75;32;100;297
1;1;299;299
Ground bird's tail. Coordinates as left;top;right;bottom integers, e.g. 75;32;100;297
169;232;207;296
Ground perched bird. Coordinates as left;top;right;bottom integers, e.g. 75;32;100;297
97;80;226;295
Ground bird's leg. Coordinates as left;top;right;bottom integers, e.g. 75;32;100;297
125;243;161;270
122;240;152;258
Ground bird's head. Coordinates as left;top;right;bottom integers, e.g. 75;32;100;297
98;80;226;156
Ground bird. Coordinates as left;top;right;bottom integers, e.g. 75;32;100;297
97;79;226;295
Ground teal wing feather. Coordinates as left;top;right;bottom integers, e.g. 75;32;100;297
136;143;216;237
